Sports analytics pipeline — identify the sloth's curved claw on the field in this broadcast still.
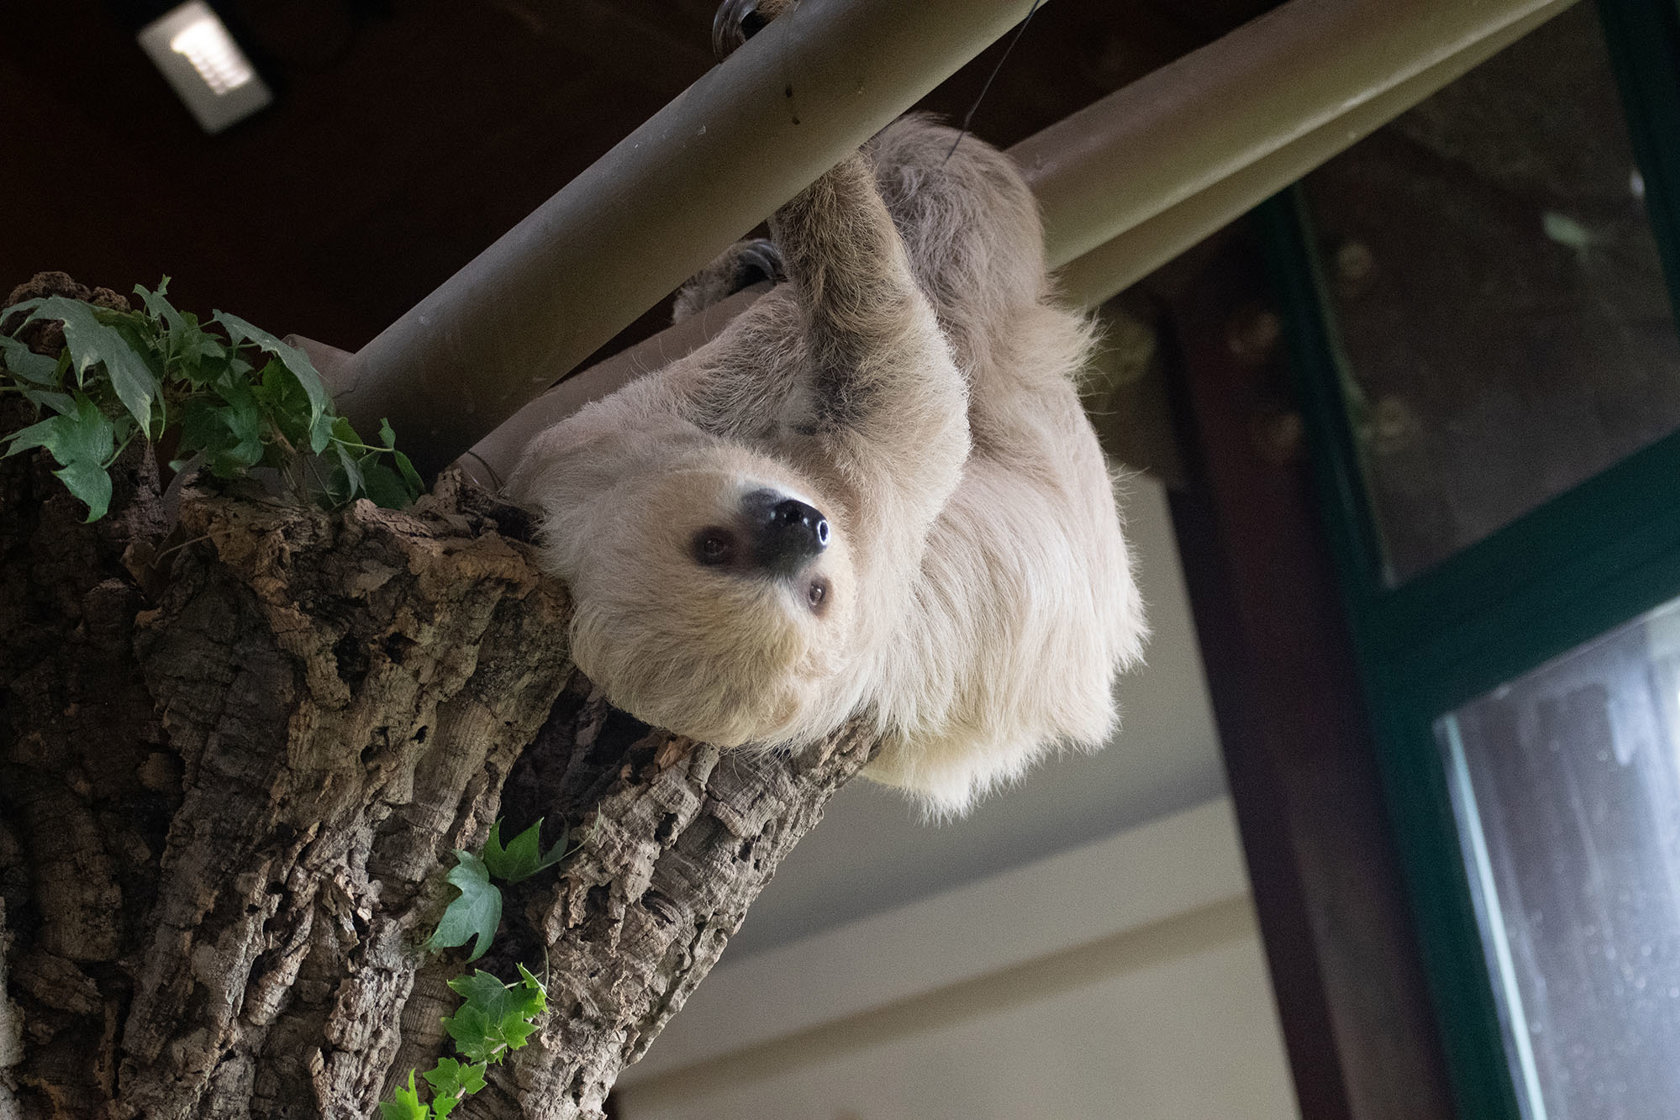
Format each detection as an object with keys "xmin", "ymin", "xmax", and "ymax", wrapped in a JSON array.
[
  {"xmin": 714, "ymin": 0, "xmax": 799, "ymax": 60},
  {"xmin": 732, "ymin": 238, "xmax": 786, "ymax": 290},
  {"xmin": 673, "ymin": 238, "xmax": 787, "ymax": 322},
  {"xmin": 712, "ymin": 0, "xmax": 769, "ymax": 61}
]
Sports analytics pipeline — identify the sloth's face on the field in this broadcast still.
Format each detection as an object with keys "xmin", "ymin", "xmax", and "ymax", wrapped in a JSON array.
[
  {"xmin": 565, "ymin": 449, "xmax": 856, "ymax": 747},
  {"xmin": 685, "ymin": 485, "xmax": 834, "ymax": 613}
]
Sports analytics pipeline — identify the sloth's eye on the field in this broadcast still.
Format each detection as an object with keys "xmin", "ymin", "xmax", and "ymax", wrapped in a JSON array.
[
  {"xmin": 693, "ymin": 528, "xmax": 736, "ymax": 567},
  {"xmin": 807, "ymin": 578, "xmax": 829, "ymax": 609}
]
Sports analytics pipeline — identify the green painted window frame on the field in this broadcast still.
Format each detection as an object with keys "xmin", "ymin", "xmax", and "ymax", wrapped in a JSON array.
[{"xmin": 1257, "ymin": 1, "xmax": 1680, "ymax": 1117}]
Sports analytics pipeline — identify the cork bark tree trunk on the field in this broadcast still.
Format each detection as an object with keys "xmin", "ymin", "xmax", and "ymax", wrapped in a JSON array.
[{"xmin": 0, "ymin": 345, "xmax": 874, "ymax": 1119}]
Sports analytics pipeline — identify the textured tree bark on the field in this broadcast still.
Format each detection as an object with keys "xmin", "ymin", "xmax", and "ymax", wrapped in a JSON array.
[{"xmin": 0, "ymin": 294, "xmax": 876, "ymax": 1119}]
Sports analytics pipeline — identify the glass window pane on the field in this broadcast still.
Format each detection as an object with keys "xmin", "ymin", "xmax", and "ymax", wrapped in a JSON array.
[
  {"xmin": 1303, "ymin": 3, "xmax": 1680, "ymax": 583},
  {"xmin": 1438, "ymin": 593, "xmax": 1680, "ymax": 1120}
]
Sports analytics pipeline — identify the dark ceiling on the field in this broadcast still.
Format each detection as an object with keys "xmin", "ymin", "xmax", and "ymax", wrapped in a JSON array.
[{"xmin": 4, "ymin": 0, "xmax": 1278, "ymax": 362}]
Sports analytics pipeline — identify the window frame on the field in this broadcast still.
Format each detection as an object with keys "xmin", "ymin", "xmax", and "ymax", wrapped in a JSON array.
[{"xmin": 1257, "ymin": 0, "xmax": 1680, "ymax": 1116}]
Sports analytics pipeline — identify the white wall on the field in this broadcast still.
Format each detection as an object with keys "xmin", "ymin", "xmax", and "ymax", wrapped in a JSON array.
[{"xmin": 617, "ymin": 800, "xmax": 1301, "ymax": 1120}]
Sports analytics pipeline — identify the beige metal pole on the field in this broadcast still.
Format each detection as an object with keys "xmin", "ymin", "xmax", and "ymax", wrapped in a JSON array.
[
  {"xmin": 1053, "ymin": 0, "xmax": 1577, "ymax": 307},
  {"xmin": 457, "ymin": 287, "xmax": 766, "ymax": 490},
  {"xmin": 1016, "ymin": 0, "xmax": 1576, "ymax": 271},
  {"xmin": 461, "ymin": 0, "xmax": 1574, "ymax": 486},
  {"xmin": 320, "ymin": 0, "xmax": 1042, "ymax": 477}
]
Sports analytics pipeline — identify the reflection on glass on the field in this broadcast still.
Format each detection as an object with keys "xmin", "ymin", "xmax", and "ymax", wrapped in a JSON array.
[
  {"xmin": 1303, "ymin": 3, "xmax": 1680, "ymax": 583},
  {"xmin": 1439, "ymin": 593, "xmax": 1680, "ymax": 1120}
]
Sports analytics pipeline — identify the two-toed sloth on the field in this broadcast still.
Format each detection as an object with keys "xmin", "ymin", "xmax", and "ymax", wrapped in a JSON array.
[{"xmin": 507, "ymin": 115, "xmax": 1146, "ymax": 815}]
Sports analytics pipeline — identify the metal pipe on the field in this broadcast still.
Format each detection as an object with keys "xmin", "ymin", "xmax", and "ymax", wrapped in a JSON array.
[
  {"xmin": 1016, "ymin": 0, "xmax": 1577, "ymax": 271},
  {"xmin": 460, "ymin": 0, "xmax": 1574, "ymax": 485},
  {"xmin": 321, "ymin": 0, "xmax": 1043, "ymax": 478},
  {"xmin": 457, "ymin": 286, "xmax": 766, "ymax": 490},
  {"xmin": 1053, "ymin": 0, "xmax": 1577, "ymax": 307}
]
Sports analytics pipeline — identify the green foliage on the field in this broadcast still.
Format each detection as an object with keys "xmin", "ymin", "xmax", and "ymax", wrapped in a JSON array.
[
  {"xmin": 0, "ymin": 278, "xmax": 422, "ymax": 521},
  {"xmin": 379, "ymin": 1072, "xmax": 430, "ymax": 1120},
  {"xmin": 385, "ymin": 820, "xmax": 575, "ymax": 1118},
  {"xmin": 425, "ymin": 819, "xmax": 582, "ymax": 962},
  {"xmin": 423, "ymin": 851, "xmax": 500, "ymax": 963},
  {"xmin": 7, "ymin": 394, "xmax": 117, "ymax": 520},
  {"xmin": 443, "ymin": 965, "xmax": 548, "ymax": 1065},
  {"xmin": 381, "ymin": 969, "xmax": 547, "ymax": 1119},
  {"xmin": 481, "ymin": 818, "xmax": 570, "ymax": 884},
  {"xmin": 422, "ymin": 1059, "xmax": 487, "ymax": 1119}
]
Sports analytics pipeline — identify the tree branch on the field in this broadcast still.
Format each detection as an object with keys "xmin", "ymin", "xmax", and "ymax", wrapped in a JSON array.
[{"xmin": 0, "ymin": 282, "xmax": 876, "ymax": 1118}]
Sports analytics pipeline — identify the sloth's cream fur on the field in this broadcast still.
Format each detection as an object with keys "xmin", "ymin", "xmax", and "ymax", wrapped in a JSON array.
[{"xmin": 508, "ymin": 116, "xmax": 1145, "ymax": 815}]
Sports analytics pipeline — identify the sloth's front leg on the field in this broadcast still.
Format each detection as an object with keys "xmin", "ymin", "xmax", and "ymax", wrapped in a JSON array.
[
  {"xmin": 771, "ymin": 153, "xmax": 970, "ymax": 514},
  {"xmin": 708, "ymin": 0, "xmax": 966, "ymax": 506}
]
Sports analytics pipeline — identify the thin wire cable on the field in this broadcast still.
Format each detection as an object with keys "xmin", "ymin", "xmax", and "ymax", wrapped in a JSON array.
[{"xmin": 945, "ymin": 0, "xmax": 1044, "ymax": 162}]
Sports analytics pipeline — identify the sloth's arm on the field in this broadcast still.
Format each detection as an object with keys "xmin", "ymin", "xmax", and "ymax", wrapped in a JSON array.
[
  {"xmin": 635, "ymin": 152, "xmax": 968, "ymax": 491},
  {"xmin": 770, "ymin": 153, "xmax": 969, "ymax": 489}
]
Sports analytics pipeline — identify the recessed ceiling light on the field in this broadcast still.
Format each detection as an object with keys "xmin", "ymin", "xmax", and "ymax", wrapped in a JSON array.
[{"xmin": 137, "ymin": 2, "xmax": 273, "ymax": 134}]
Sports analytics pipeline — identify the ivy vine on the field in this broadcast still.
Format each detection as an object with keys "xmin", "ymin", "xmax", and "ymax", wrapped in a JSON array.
[{"xmin": 0, "ymin": 278, "xmax": 421, "ymax": 520}]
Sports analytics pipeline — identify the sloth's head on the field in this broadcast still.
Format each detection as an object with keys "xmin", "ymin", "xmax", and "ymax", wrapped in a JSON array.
[{"xmin": 559, "ymin": 444, "xmax": 857, "ymax": 747}]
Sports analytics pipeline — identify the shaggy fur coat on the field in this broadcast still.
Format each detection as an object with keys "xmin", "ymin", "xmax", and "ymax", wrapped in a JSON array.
[{"xmin": 508, "ymin": 115, "xmax": 1145, "ymax": 815}]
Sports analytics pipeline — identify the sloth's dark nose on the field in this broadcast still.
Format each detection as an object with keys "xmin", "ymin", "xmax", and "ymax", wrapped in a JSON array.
[{"xmin": 742, "ymin": 490, "xmax": 829, "ymax": 576}]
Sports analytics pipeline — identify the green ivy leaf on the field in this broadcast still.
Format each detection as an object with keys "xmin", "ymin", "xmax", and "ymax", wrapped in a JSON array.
[
  {"xmin": 18, "ymin": 298, "xmax": 161, "ymax": 435},
  {"xmin": 0, "ymin": 334, "xmax": 58, "ymax": 386},
  {"xmin": 251, "ymin": 357, "xmax": 313, "ymax": 450},
  {"xmin": 442, "ymin": 967, "xmax": 546, "ymax": 1064},
  {"xmin": 211, "ymin": 415, "xmax": 266, "ymax": 477},
  {"xmin": 0, "ymin": 296, "xmax": 44, "ymax": 331},
  {"xmin": 213, "ymin": 310, "xmax": 335, "ymax": 453},
  {"xmin": 424, "ymin": 851, "xmax": 501, "ymax": 962},
  {"xmin": 21, "ymin": 388, "xmax": 74, "ymax": 415},
  {"xmin": 133, "ymin": 278, "xmax": 186, "ymax": 334},
  {"xmin": 211, "ymin": 374, "xmax": 266, "ymax": 474},
  {"xmin": 137, "ymin": 282, "xmax": 226, "ymax": 386},
  {"xmin": 4, "ymin": 286, "xmax": 422, "ymax": 520},
  {"xmin": 4, "ymin": 417, "xmax": 59, "ymax": 459},
  {"xmin": 54, "ymin": 458, "xmax": 115, "ymax": 523},
  {"xmin": 380, "ymin": 417, "xmax": 425, "ymax": 499},
  {"xmin": 394, "ymin": 448, "xmax": 423, "ymax": 495},
  {"xmin": 379, "ymin": 416, "xmax": 426, "ymax": 493},
  {"xmin": 326, "ymin": 414, "xmax": 368, "ymax": 504},
  {"xmin": 440, "ymin": 996, "xmax": 501, "ymax": 1064},
  {"xmin": 515, "ymin": 962, "xmax": 547, "ymax": 1006},
  {"xmin": 360, "ymin": 459, "xmax": 414, "ymax": 510},
  {"xmin": 176, "ymin": 391, "xmax": 262, "ymax": 480},
  {"xmin": 177, "ymin": 395, "xmax": 232, "ymax": 464},
  {"xmin": 422, "ymin": 1057, "xmax": 487, "ymax": 1118},
  {"xmin": 423, "ymin": 1058, "xmax": 488, "ymax": 1097},
  {"xmin": 3, "ymin": 393, "xmax": 117, "ymax": 521},
  {"xmin": 379, "ymin": 1070, "xmax": 431, "ymax": 1120},
  {"xmin": 482, "ymin": 819, "xmax": 568, "ymax": 884},
  {"xmin": 178, "ymin": 325, "xmax": 229, "ymax": 379}
]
